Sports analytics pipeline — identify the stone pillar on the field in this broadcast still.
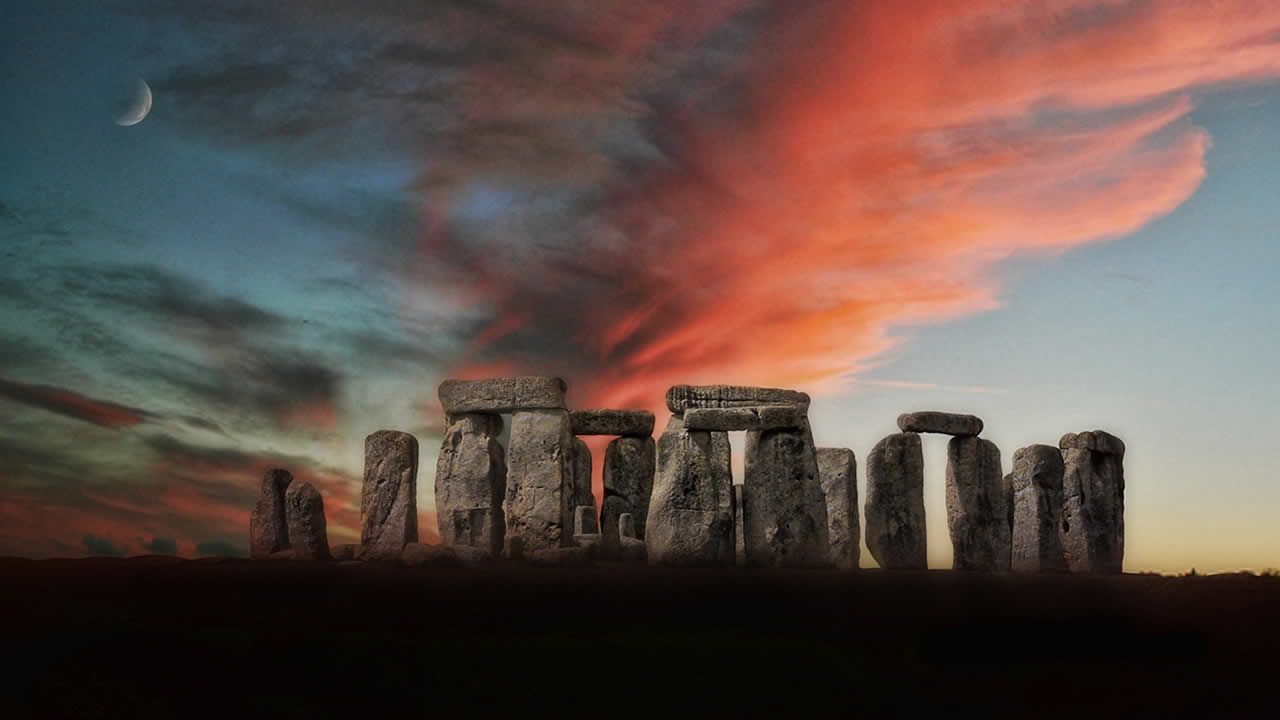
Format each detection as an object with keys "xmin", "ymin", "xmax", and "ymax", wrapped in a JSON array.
[
  {"xmin": 817, "ymin": 448, "xmax": 859, "ymax": 570},
  {"xmin": 1010, "ymin": 444, "xmax": 1066, "ymax": 573},
  {"xmin": 743, "ymin": 427, "xmax": 830, "ymax": 568},
  {"xmin": 570, "ymin": 437, "xmax": 595, "ymax": 519},
  {"xmin": 945, "ymin": 436, "xmax": 1009, "ymax": 571},
  {"xmin": 285, "ymin": 481, "xmax": 330, "ymax": 561},
  {"xmin": 360, "ymin": 430, "xmax": 419, "ymax": 559},
  {"xmin": 504, "ymin": 409, "xmax": 574, "ymax": 552},
  {"xmin": 645, "ymin": 415, "xmax": 734, "ymax": 566},
  {"xmin": 249, "ymin": 468, "xmax": 293, "ymax": 558},
  {"xmin": 434, "ymin": 414, "xmax": 506, "ymax": 555},
  {"xmin": 1059, "ymin": 431, "xmax": 1125, "ymax": 574},
  {"xmin": 733, "ymin": 484, "xmax": 746, "ymax": 567},
  {"xmin": 600, "ymin": 436, "xmax": 656, "ymax": 553},
  {"xmin": 865, "ymin": 432, "xmax": 926, "ymax": 569}
]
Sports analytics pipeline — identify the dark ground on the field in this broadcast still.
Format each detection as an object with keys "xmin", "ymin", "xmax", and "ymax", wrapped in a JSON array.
[{"xmin": 2, "ymin": 558, "xmax": 1279, "ymax": 718}]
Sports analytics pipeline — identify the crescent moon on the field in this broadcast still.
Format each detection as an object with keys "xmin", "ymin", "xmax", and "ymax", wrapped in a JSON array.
[{"xmin": 116, "ymin": 79, "xmax": 152, "ymax": 127}]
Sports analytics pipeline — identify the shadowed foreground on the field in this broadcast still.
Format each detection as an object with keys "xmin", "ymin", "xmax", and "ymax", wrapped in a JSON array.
[{"xmin": 2, "ymin": 559, "xmax": 1278, "ymax": 717}]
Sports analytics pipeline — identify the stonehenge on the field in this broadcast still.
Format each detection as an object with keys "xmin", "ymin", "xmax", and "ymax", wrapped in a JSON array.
[{"xmin": 244, "ymin": 377, "xmax": 1124, "ymax": 576}]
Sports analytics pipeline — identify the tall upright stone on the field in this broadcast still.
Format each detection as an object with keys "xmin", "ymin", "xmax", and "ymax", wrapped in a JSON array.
[
  {"xmin": 645, "ymin": 415, "xmax": 734, "ymax": 566},
  {"xmin": 435, "ymin": 414, "xmax": 506, "ymax": 554},
  {"xmin": 504, "ymin": 409, "xmax": 574, "ymax": 552},
  {"xmin": 361, "ymin": 430, "xmax": 419, "ymax": 559},
  {"xmin": 570, "ymin": 437, "xmax": 595, "ymax": 516},
  {"xmin": 864, "ymin": 432, "xmax": 926, "ymax": 569},
  {"xmin": 743, "ymin": 425, "xmax": 830, "ymax": 568},
  {"xmin": 945, "ymin": 436, "xmax": 1009, "ymax": 571},
  {"xmin": 249, "ymin": 469, "xmax": 293, "ymax": 559},
  {"xmin": 1059, "ymin": 431, "xmax": 1125, "ymax": 574},
  {"xmin": 733, "ymin": 484, "xmax": 746, "ymax": 567},
  {"xmin": 285, "ymin": 481, "xmax": 330, "ymax": 561},
  {"xmin": 1010, "ymin": 444, "xmax": 1066, "ymax": 573},
  {"xmin": 600, "ymin": 436, "xmax": 656, "ymax": 554},
  {"xmin": 817, "ymin": 448, "xmax": 859, "ymax": 570}
]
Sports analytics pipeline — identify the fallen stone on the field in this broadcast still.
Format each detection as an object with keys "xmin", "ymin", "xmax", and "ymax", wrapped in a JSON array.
[
  {"xmin": 400, "ymin": 542, "xmax": 461, "ymax": 568},
  {"xmin": 249, "ymin": 469, "xmax": 293, "ymax": 559},
  {"xmin": 945, "ymin": 436, "xmax": 1009, "ymax": 571},
  {"xmin": 864, "ymin": 433, "xmax": 926, "ymax": 569},
  {"xmin": 743, "ymin": 427, "xmax": 830, "ymax": 568},
  {"xmin": 438, "ymin": 376, "xmax": 566, "ymax": 414},
  {"xmin": 504, "ymin": 409, "xmax": 574, "ymax": 553},
  {"xmin": 1010, "ymin": 444, "xmax": 1066, "ymax": 573},
  {"xmin": 897, "ymin": 411, "xmax": 984, "ymax": 437},
  {"xmin": 330, "ymin": 543, "xmax": 359, "ymax": 562},
  {"xmin": 1059, "ymin": 430, "xmax": 1125, "ymax": 457},
  {"xmin": 570, "ymin": 437, "xmax": 595, "ymax": 519},
  {"xmin": 817, "ymin": 448, "xmax": 859, "ymax": 570},
  {"xmin": 600, "ymin": 436, "xmax": 655, "ymax": 553},
  {"xmin": 434, "ymin": 414, "xmax": 506, "ymax": 554},
  {"xmin": 268, "ymin": 549, "xmax": 297, "ymax": 560},
  {"xmin": 570, "ymin": 409, "xmax": 655, "ymax": 437},
  {"xmin": 285, "ymin": 481, "xmax": 331, "ymax": 561},
  {"xmin": 665, "ymin": 385, "xmax": 810, "ymax": 413},
  {"xmin": 645, "ymin": 414, "xmax": 735, "ymax": 566},
  {"xmin": 361, "ymin": 430, "xmax": 419, "ymax": 560},
  {"xmin": 1061, "ymin": 433, "xmax": 1125, "ymax": 574},
  {"xmin": 683, "ymin": 405, "xmax": 806, "ymax": 432}
]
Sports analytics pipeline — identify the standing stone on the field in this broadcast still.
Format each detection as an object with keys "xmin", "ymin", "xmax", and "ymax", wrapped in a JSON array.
[
  {"xmin": 573, "ymin": 505, "xmax": 601, "ymax": 551},
  {"xmin": 743, "ymin": 426, "xmax": 830, "ymax": 568},
  {"xmin": 435, "ymin": 414, "xmax": 506, "ymax": 554},
  {"xmin": 361, "ymin": 430, "xmax": 419, "ymax": 559},
  {"xmin": 945, "ymin": 437, "xmax": 1009, "ymax": 571},
  {"xmin": 600, "ymin": 436, "xmax": 656, "ymax": 553},
  {"xmin": 1010, "ymin": 444, "xmax": 1066, "ymax": 573},
  {"xmin": 438, "ymin": 376, "xmax": 566, "ymax": 414},
  {"xmin": 504, "ymin": 409, "xmax": 574, "ymax": 552},
  {"xmin": 864, "ymin": 433, "xmax": 926, "ymax": 569},
  {"xmin": 249, "ymin": 469, "xmax": 293, "ymax": 559},
  {"xmin": 645, "ymin": 415, "xmax": 734, "ymax": 566},
  {"xmin": 569, "ymin": 409, "xmax": 655, "ymax": 437},
  {"xmin": 617, "ymin": 513, "xmax": 647, "ymax": 564},
  {"xmin": 897, "ymin": 411, "xmax": 984, "ymax": 436},
  {"xmin": 285, "ymin": 481, "xmax": 330, "ymax": 561},
  {"xmin": 1060, "ymin": 431, "xmax": 1125, "ymax": 574},
  {"xmin": 817, "ymin": 448, "xmax": 859, "ymax": 570},
  {"xmin": 571, "ymin": 437, "xmax": 596, "ymax": 516},
  {"xmin": 733, "ymin": 484, "xmax": 746, "ymax": 567}
]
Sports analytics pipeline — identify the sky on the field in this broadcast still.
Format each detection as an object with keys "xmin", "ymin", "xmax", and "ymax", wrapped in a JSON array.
[{"xmin": 1, "ymin": 0, "xmax": 1278, "ymax": 573}]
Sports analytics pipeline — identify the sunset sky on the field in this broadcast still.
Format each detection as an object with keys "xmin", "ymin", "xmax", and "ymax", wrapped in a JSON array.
[{"xmin": 2, "ymin": 1, "xmax": 1278, "ymax": 572}]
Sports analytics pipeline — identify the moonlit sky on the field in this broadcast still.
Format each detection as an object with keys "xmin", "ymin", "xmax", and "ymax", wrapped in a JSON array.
[{"xmin": 2, "ymin": 1, "xmax": 1278, "ymax": 572}]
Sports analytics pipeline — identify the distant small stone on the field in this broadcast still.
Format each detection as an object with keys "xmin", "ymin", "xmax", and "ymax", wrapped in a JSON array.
[
  {"xmin": 897, "ymin": 412, "xmax": 984, "ymax": 436},
  {"xmin": 570, "ymin": 409, "xmax": 655, "ymax": 437},
  {"xmin": 574, "ymin": 505, "xmax": 599, "ymax": 535},
  {"xmin": 438, "ymin": 376, "xmax": 566, "ymax": 414},
  {"xmin": 284, "ymin": 481, "xmax": 331, "ymax": 561}
]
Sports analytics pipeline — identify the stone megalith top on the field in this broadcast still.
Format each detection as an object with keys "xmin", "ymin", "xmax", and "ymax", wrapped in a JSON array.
[
  {"xmin": 438, "ymin": 377, "xmax": 567, "ymax": 414},
  {"xmin": 665, "ymin": 385, "xmax": 810, "ymax": 414},
  {"xmin": 896, "ymin": 411, "xmax": 983, "ymax": 436},
  {"xmin": 1059, "ymin": 430, "xmax": 1125, "ymax": 457},
  {"xmin": 683, "ymin": 405, "xmax": 806, "ymax": 432},
  {"xmin": 569, "ymin": 409, "xmax": 655, "ymax": 437}
]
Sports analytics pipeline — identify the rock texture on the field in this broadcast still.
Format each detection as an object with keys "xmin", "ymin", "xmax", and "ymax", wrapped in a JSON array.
[
  {"xmin": 865, "ymin": 433, "xmax": 926, "ymax": 569},
  {"xmin": 570, "ymin": 437, "xmax": 595, "ymax": 516},
  {"xmin": 817, "ymin": 448, "xmax": 859, "ymax": 570},
  {"xmin": 665, "ymin": 385, "xmax": 810, "ymax": 413},
  {"xmin": 330, "ymin": 544, "xmax": 359, "ymax": 562},
  {"xmin": 645, "ymin": 415, "xmax": 735, "ymax": 566},
  {"xmin": 504, "ymin": 409, "xmax": 574, "ymax": 553},
  {"xmin": 285, "ymin": 481, "xmax": 330, "ymax": 561},
  {"xmin": 743, "ymin": 427, "xmax": 830, "ymax": 568},
  {"xmin": 569, "ymin": 410, "xmax": 655, "ymax": 437},
  {"xmin": 600, "ymin": 436, "xmax": 655, "ymax": 553},
  {"xmin": 573, "ymin": 505, "xmax": 601, "ymax": 550},
  {"xmin": 1060, "ymin": 431, "xmax": 1125, "ymax": 574},
  {"xmin": 617, "ymin": 513, "xmax": 647, "ymax": 564},
  {"xmin": 1010, "ymin": 444, "xmax": 1066, "ymax": 573},
  {"xmin": 438, "ymin": 376, "xmax": 566, "ymax": 414},
  {"xmin": 683, "ymin": 405, "xmax": 806, "ymax": 432},
  {"xmin": 945, "ymin": 436, "xmax": 1010, "ymax": 571},
  {"xmin": 434, "ymin": 414, "xmax": 506, "ymax": 554},
  {"xmin": 361, "ymin": 430, "xmax": 419, "ymax": 559},
  {"xmin": 733, "ymin": 484, "xmax": 746, "ymax": 567},
  {"xmin": 897, "ymin": 411, "xmax": 984, "ymax": 437},
  {"xmin": 249, "ymin": 469, "xmax": 293, "ymax": 559}
]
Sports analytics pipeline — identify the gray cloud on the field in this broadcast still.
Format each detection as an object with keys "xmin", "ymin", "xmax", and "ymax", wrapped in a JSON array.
[{"xmin": 83, "ymin": 534, "xmax": 125, "ymax": 557}]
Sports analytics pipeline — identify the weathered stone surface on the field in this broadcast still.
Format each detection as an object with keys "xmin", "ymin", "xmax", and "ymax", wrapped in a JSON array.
[
  {"xmin": 570, "ymin": 409, "xmax": 655, "ymax": 437},
  {"xmin": 733, "ymin": 484, "xmax": 745, "ymax": 567},
  {"xmin": 683, "ymin": 405, "xmax": 806, "ymax": 432},
  {"xmin": 865, "ymin": 433, "xmax": 926, "ymax": 569},
  {"xmin": 897, "ymin": 411, "xmax": 984, "ymax": 437},
  {"xmin": 570, "ymin": 437, "xmax": 595, "ymax": 517},
  {"xmin": 504, "ymin": 409, "xmax": 574, "ymax": 553},
  {"xmin": 817, "ymin": 448, "xmax": 859, "ymax": 570},
  {"xmin": 645, "ymin": 415, "xmax": 735, "ymax": 566},
  {"xmin": 665, "ymin": 385, "xmax": 810, "ymax": 413},
  {"xmin": 330, "ymin": 543, "xmax": 359, "ymax": 562},
  {"xmin": 284, "ymin": 481, "xmax": 330, "ymax": 561},
  {"xmin": 361, "ymin": 430, "xmax": 418, "ymax": 560},
  {"xmin": 945, "ymin": 437, "xmax": 1009, "ymax": 571},
  {"xmin": 574, "ymin": 505, "xmax": 598, "ymax": 535},
  {"xmin": 438, "ymin": 376, "xmax": 566, "ymax": 414},
  {"xmin": 743, "ymin": 426, "xmax": 830, "ymax": 568},
  {"xmin": 618, "ymin": 513, "xmax": 638, "ymax": 540},
  {"xmin": 616, "ymin": 514, "xmax": 646, "ymax": 563},
  {"xmin": 1059, "ymin": 430, "xmax": 1125, "ymax": 457},
  {"xmin": 1061, "ymin": 433, "xmax": 1125, "ymax": 574},
  {"xmin": 434, "ymin": 414, "xmax": 506, "ymax": 554},
  {"xmin": 400, "ymin": 542, "xmax": 460, "ymax": 567},
  {"xmin": 249, "ymin": 469, "xmax": 293, "ymax": 559},
  {"xmin": 600, "ymin": 436, "xmax": 655, "ymax": 554},
  {"xmin": 1010, "ymin": 445, "xmax": 1066, "ymax": 573}
]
